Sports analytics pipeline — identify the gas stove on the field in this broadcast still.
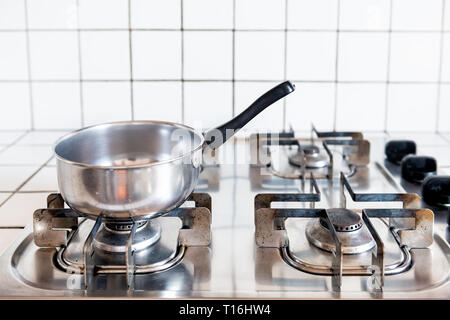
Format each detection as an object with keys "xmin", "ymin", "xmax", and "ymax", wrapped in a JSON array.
[{"xmin": 0, "ymin": 127, "xmax": 449, "ymax": 298}]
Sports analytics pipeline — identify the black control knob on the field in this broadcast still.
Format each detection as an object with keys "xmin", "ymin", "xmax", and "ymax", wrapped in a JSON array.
[
  {"xmin": 421, "ymin": 176, "xmax": 450, "ymax": 207},
  {"xmin": 385, "ymin": 140, "xmax": 416, "ymax": 164},
  {"xmin": 401, "ymin": 155, "xmax": 437, "ymax": 183}
]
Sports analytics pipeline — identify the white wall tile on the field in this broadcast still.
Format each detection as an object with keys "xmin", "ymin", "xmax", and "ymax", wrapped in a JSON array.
[
  {"xmin": 338, "ymin": 32, "xmax": 388, "ymax": 81},
  {"xmin": 184, "ymin": 0, "xmax": 233, "ymax": 29},
  {"xmin": 131, "ymin": 0, "xmax": 180, "ymax": 29},
  {"xmin": 27, "ymin": 0, "xmax": 77, "ymax": 29},
  {"xmin": 78, "ymin": 0, "xmax": 128, "ymax": 29},
  {"xmin": 445, "ymin": 0, "xmax": 450, "ymax": 31},
  {"xmin": 82, "ymin": 82, "xmax": 132, "ymax": 126},
  {"xmin": 339, "ymin": 0, "xmax": 390, "ymax": 30},
  {"xmin": 336, "ymin": 83, "xmax": 386, "ymax": 131},
  {"xmin": 0, "ymin": 166, "xmax": 38, "ymax": 191},
  {"xmin": 285, "ymin": 83, "xmax": 335, "ymax": 130},
  {"xmin": 0, "ymin": 83, "xmax": 31, "ymax": 129},
  {"xmin": 235, "ymin": 31, "xmax": 284, "ymax": 80},
  {"xmin": 132, "ymin": 31, "xmax": 181, "ymax": 79},
  {"xmin": 184, "ymin": 31, "xmax": 232, "ymax": 80},
  {"xmin": 235, "ymin": 0, "xmax": 285, "ymax": 30},
  {"xmin": 286, "ymin": 32, "xmax": 336, "ymax": 80},
  {"xmin": 0, "ymin": 0, "xmax": 26, "ymax": 29},
  {"xmin": 389, "ymin": 33, "xmax": 440, "ymax": 82},
  {"xmin": 235, "ymin": 82, "xmax": 284, "ymax": 131},
  {"xmin": 441, "ymin": 34, "xmax": 450, "ymax": 82},
  {"xmin": 387, "ymin": 84, "xmax": 437, "ymax": 131},
  {"xmin": 438, "ymin": 85, "xmax": 450, "ymax": 132},
  {"xmin": 391, "ymin": 0, "xmax": 442, "ymax": 31},
  {"xmin": 184, "ymin": 82, "xmax": 232, "ymax": 129},
  {"xmin": 0, "ymin": 33, "xmax": 28, "ymax": 80},
  {"xmin": 287, "ymin": 0, "xmax": 338, "ymax": 30},
  {"xmin": 133, "ymin": 81, "xmax": 182, "ymax": 123},
  {"xmin": 80, "ymin": 31, "xmax": 130, "ymax": 80},
  {"xmin": 32, "ymin": 82, "xmax": 81, "ymax": 129},
  {"xmin": 29, "ymin": 31, "xmax": 79, "ymax": 80}
]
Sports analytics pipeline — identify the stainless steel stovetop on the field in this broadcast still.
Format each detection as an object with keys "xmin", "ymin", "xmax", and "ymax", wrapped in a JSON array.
[{"xmin": 0, "ymin": 130, "xmax": 449, "ymax": 298}]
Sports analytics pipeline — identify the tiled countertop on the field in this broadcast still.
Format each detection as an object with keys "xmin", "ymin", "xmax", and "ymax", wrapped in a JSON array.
[{"xmin": 0, "ymin": 130, "xmax": 449, "ymax": 256}]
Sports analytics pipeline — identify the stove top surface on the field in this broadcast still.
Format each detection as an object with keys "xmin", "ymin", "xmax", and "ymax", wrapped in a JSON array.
[{"xmin": 0, "ymin": 132, "xmax": 449, "ymax": 299}]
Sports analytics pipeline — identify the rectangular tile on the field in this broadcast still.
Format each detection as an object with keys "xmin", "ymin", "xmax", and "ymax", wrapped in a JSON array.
[
  {"xmin": 336, "ymin": 83, "xmax": 386, "ymax": 131},
  {"xmin": 388, "ymin": 132, "xmax": 449, "ymax": 146},
  {"xmin": 234, "ymin": 31, "xmax": 284, "ymax": 80},
  {"xmin": 0, "ymin": 145, "xmax": 53, "ymax": 165},
  {"xmin": 133, "ymin": 81, "xmax": 182, "ymax": 123},
  {"xmin": 78, "ymin": 0, "xmax": 128, "ymax": 29},
  {"xmin": 0, "ymin": 131, "xmax": 26, "ymax": 145},
  {"xmin": 131, "ymin": 31, "xmax": 181, "ymax": 79},
  {"xmin": 27, "ymin": 0, "xmax": 77, "ymax": 29},
  {"xmin": 19, "ymin": 166, "xmax": 58, "ymax": 192},
  {"xmin": 339, "ymin": 0, "xmax": 390, "ymax": 30},
  {"xmin": 285, "ymin": 82, "xmax": 335, "ymax": 131},
  {"xmin": 0, "ymin": 166, "xmax": 39, "ymax": 191},
  {"xmin": 0, "ymin": 32, "xmax": 28, "ymax": 80},
  {"xmin": 0, "ymin": 0, "xmax": 26, "ymax": 29},
  {"xmin": 82, "ymin": 82, "xmax": 132, "ymax": 126},
  {"xmin": 184, "ymin": 31, "xmax": 232, "ymax": 80},
  {"xmin": 286, "ymin": 31, "xmax": 336, "ymax": 81},
  {"xmin": 391, "ymin": 0, "xmax": 442, "ymax": 31},
  {"xmin": 287, "ymin": 0, "xmax": 338, "ymax": 30},
  {"xmin": 235, "ymin": 0, "xmax": 285, "ymax": 30},
  {"xmin": 386, "ymin": 84, "xmax": 437, "ymax": 132},
  {"xmin": 438, "ymin": 84, "xmax": 450, "ymax": 132},
  {"xmin": 80, "ymin": 31, "xmax": 130, "ymax": 80},
  {"xmin": 183, "ymin": 0, "xmax": 233, "ymax": 29},
  {"xmin": 32, "ymin": 82, "xmax": 81, "ymax": 129},
  {"xmin": 0, "ymin": 193, "xmax": 49, "ymax": 227},
  {"xmin": 0, "ymin": 83, "xmax": 31, "ymax": 130},
  {"xmin": 28, "ymin": 31, "xmax": 79, "ymax": 80},
  {"xmin": 130, "ymin": 0, "xmax": 180, "ymax": 29}
]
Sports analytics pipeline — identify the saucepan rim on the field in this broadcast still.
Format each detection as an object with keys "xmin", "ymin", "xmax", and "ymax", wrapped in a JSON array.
[{"xmin": 53, "ymin": 120, "xmax": 205, "ymax": 169}]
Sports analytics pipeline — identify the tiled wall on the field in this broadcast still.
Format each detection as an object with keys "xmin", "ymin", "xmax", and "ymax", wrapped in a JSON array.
[{"xmin": 1, "ymin": 0, "xmax": 450, "ymax": 132}]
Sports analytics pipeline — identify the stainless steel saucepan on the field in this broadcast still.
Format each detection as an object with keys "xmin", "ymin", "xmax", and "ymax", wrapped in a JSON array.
[{"xmin": 54, "ymin": 81, "xmax": 295, "ymax": 222}]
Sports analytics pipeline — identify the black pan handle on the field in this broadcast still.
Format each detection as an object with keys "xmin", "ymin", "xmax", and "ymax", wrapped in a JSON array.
[{"xmin": 204, "ymin": 81, "xmax": 295, "ymax": 150}]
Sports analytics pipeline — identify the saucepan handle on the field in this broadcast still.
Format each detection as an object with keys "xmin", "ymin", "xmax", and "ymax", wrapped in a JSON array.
[{"xmin": 204, "ymin": 81, "xmax": 295, "ymax": 150}]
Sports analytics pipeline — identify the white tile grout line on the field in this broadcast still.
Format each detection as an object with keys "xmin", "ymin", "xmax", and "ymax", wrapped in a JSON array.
[
  {"xmin": 383, "ymin": 0, "xmax": 394, "ymax": 133},
  {"xmin": 128, "ymin": 0, "xmax": 135, "ymax": 121},
  {"xmin": 282, "ymin": 0, "xmax": 288, "ymax": 131},
  {"xmin": 180, "ymin": 0, "xmax": 185, "ymax": 124},
  {"xmin": 435, "ymin": 0, "xmax": 447, "ymax": 132},
  {"xmin": 332, "ymin": 0, "xmax": 341, "ymax": 131},
  {"xmin": 75, "ymin": 0, "xmax": 85, "ymax": 127},
  {"xmin": 23, "ymin": 0, "xmax": 34, "ymax": 130}
]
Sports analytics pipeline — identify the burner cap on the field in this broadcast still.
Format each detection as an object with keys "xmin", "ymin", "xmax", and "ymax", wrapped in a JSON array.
[
  {"xmin": 319, "ymin": 208, "xmax": 363, "ymax": 232},
  {"xmin": 288, "ymin": 144, "xmax": 330, "ymax": 169},
  {"xmin": 306, "ymin": 208, "xmax": 375, "ymax": 254},
  {"xmin": 401, "ymin": 155, "xmax": 437, "ymax": 183},
  {"xmin": 302, "ymin": 144, "xmax": 320, "ymax": 155},
  {"xmin": 421, "ymin": 175, "xmax": 450, "ymax": 207},
  {"xmin": 385, "ymin": 140, "xmax": 416, "ymax": 164}
]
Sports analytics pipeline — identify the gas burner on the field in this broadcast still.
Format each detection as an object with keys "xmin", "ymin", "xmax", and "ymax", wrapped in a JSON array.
[
  {"xmin": 305, "ymin": 208, "xmax": 375, "ymax": 254},
  {"xmin": 94, "ymin": 220, "xmax": 162, "ymax": 253},
  {"xmin": 288, "ymin": 144, "xmax": 330, "ymax": 169}
]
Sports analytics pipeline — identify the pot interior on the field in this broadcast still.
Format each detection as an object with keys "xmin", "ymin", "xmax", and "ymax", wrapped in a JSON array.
[{"xmin": 55, "ymin": 121, "xmax": 203, "ymax": 167}]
